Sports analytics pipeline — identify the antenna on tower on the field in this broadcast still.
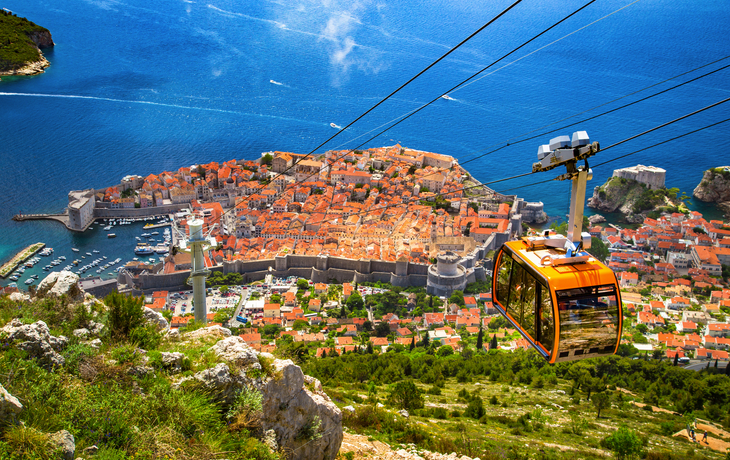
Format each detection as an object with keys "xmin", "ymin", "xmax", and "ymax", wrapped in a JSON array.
[{"xmin": 176, "ymin": 212, "xmax": 217, "ymax": 324}]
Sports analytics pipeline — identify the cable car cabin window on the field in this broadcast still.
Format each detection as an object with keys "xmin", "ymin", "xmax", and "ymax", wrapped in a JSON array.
[
  {"xmin": 504, "ymin": 259, "xmax": 537, "ymax": 342},
  {"xmin": 556, "ymin": 285, "xmax": 620, "ymax": 355},
  {"xmin": 496, "ymin": 252, "xmax": 512, "ymax": 306},
  {"xmin": 538, "ymin": 283, "xmax": 554, "ymax": 354}
]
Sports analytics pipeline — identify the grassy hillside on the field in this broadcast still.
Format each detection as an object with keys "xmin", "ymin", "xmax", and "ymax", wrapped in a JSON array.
[
  {"xmin": 303, "ymin": 348, "xmax": 730, "ymax": 459},
  {"xmin": 0, "ymin": 293, "xmax": 280, "ymax": 460},
  {"xmin": 0, "ymin": 11, "xmax": 48, "ymax": 72}
]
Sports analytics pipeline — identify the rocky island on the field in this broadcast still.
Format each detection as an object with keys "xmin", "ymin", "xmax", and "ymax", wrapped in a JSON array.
[
  {"xmin": 587, "ymin": 165, "xmax": 685, "ymax": 223},
  {"xmin": 694, "ymin": 166, "xmax": 730, "ymax": 216},
  {"xmin": 0, "ymin": 9, "xmax": 54, "ymax": 77}
]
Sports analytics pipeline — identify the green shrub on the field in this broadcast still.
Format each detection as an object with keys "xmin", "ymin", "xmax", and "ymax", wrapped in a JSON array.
[
  {"xmin": 104, "ymin": 292, "xmax": 145, "ymax": 341},
  {"xmin": 464, "ymin": 396, "xmax": 485, "ymax": 420},
  {"xmin": 129, "ymin": 324, "xmax": 162, "ymax": 350},
  {"xmin": 110, "ymin": 343, "xmax": 142, "ymax": 365}
]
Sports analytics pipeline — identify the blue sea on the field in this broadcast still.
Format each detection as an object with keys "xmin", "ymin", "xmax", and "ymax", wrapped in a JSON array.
[{"xmin": 1, "ymin": 0, "xmax": 729, "ymax": 287}]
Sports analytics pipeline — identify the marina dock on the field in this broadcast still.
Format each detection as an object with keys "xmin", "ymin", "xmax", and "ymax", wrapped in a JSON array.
[{"xmin": 0, "ymin": 242, "xmax": 46, "ymax": 278}]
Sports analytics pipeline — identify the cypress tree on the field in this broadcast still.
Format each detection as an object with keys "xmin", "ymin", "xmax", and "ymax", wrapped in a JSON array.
[
  {"xmin": 673, "ymin": 353, "xmax": 678, "ymax": 366},
  {"xmin": 340, "ymin": 304, "xmax": 347, "ymax": 319},
  {"xmin": 429, "ymin": 296, "xmax": 433, "ymax": 311},
  {"xmin": 490, "ymin": 334, "xmax": 498, "ymax": 350},
  {"xmin": 410, "ymin": 336, "xmax": 415, "ymax": 351},
  {"xmin": 725, "ymin": 361, "xmax": 730, "ymax": 376},
  {"xmin": 422, "ymin": 331, "xmax": 430, "ymax": 348},
  {"xmin": 476, "ymin": 325, "xmax": 484, "ymax": 351},
  {"xmin": 321, "ymin": 349, "xmax": 327, "ymax": 358},
  {"xmin": 714, "ymin": 359, "xmax": 718, "ymax": 369}
]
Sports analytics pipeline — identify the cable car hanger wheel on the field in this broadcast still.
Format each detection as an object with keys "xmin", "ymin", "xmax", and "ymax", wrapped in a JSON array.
[{"xmin": 492, "ymin": 131, "xmax": 623, "ymax": 363}]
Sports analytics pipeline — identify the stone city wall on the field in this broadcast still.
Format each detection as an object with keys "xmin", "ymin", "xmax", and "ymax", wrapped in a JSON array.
[
  {"xmin": 93, "ymin": 203, "xmax": 190, "ymax": 219},
  {"xmin": 131, "ymin": 253, "xmax": 431, "ymax": 293}
]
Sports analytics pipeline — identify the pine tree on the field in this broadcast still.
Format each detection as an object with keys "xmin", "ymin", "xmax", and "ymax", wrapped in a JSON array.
[
  {"xmin": 476, "ymin": 325, "xmax": 484, "ymax": 351},
  {"xmin": 490, "ymin": 334, "xmax": 498, "ymax": 350},
  {"xmin": 410, "ymin": 336, "xmax": 415, "ymax": 351}
]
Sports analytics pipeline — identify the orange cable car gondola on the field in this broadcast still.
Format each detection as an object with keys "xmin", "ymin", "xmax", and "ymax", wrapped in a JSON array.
[{"xmin": 491, "ymin": 131, "xmax": 623, "ymax": 363}]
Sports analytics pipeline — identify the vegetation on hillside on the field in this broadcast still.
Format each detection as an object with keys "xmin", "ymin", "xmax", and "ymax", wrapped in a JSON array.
[
  {"xmin": 0, "ymin": 293, "xmax": 280, "ymax": 459},
  {"xmin": 593, "ymin": 177, "xmax": 685, "ymax": 215},
  {"xmin": 0, "ymin": 11, "xmax": 48, "ymax": 71},
  {"xmin": 303, "ymin": 347, "xmax": 730, "ymax": 460}
]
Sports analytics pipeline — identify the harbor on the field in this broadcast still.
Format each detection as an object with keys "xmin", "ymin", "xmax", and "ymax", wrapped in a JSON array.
[
  {"xmin": 0, "ymin": 242, "xmax": 46, "ymax": 278},
  {"xmin": 0, "ymin": 215, "xmax": 175, "ymax": 289}
]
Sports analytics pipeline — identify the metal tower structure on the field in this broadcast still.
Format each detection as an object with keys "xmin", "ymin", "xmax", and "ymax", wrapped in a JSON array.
[
  {"xmin": 526, "ymin": 130, "xmax": 600, "ymax": 265},
  {"xmin": 177, "ymin": 213, "xmax": 217, "ymax": 323}
]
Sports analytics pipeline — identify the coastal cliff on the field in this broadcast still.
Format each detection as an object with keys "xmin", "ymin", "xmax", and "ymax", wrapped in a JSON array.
[
  {"xmin": 587, "ymin": 175, "xmax": 682, "ymax": 222},
  {"xmin": 693, "ymin": 167, "xmax": 730, "ymax": 202},
  {"xmin": 694, "ymin": 167, "xmax": 730, "ymax": 216},
  {"xmin": 0, "ymin": 10, "xmax": 54, "ymax": 76}
]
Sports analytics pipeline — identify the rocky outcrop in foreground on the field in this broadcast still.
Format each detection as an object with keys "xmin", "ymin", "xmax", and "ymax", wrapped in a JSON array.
[
  {"xmin": 1, "ymin": 319, "xmax": 67, "ymax": 370},
  {"xmin": 178, "ymin": 331, "xmax": 343, "ymax": 460},
  {"xmin": 694, "ymin": 167, "xmax": 730, "ymax": 203},
  {"xmin": 0, "ymin": 383, "xmax": 23, "ymax": 424}
]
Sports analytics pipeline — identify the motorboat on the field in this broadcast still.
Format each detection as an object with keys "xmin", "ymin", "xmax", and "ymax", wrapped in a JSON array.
[{"xmin": 134, "ymin": 244, "xmax": 155, "ymax": 256}]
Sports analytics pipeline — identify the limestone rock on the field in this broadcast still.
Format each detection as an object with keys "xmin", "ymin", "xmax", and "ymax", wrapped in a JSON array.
[
  {"xmin": 160, "ymin": 352, "xmax": 185, "ymax": 374},
  {"xmin": 8, "ymin": 292, "xmax": 30, "ymax": 303},
  {"xmin": 88, "ymin": 339, "xmax": 102, "ymax": 349},
  {"xmin": 261, "ymin": 359, "xmax": 342, "ymax": 460},
  {"xmin": 177, "ymin": 339, "xmax": 343, "ymax": 460},
  {"xmin": 142, "ymin": 307, "xmax": 169, "ymax": 331},
  {"xmin": 0, "ymin": 383, "xmax": 23, "ymax": 424},
  {"xmin": 190, "ymin": 363, "xmax": 244, "ymax": 405},
  {"xmin": 1, "ymin": 320, "xmax": 66, "ymax": 369},
  {"xmin": 588, "ymin": 214, "xmax": 606, "ymax": 225},
  {"xmin": 48, "ymin": 430, "xmax": 74, "ymax": 460},
  {"xmin": 210, "ymin": 336, "xmax": 259, "ymax": 368},
  {"xmin": 166, "ymin": 329, "xmax": 180, "ymax": 339},
  {"xmin": 398, "ymin": 409, "xmax": 409, "ymax": 418},
  {"xmin": 73, "ymin": 328, "xmax": 90, "ymax": 339},
  {"xmin": 27, "ymin": 30, "xmax": 54, "ymax": 49},
  {"xmin": 694, "ymin": 167, "xmax": 730, "ymax": 202},
  {"xmin": 37, "ymin": 271, "xmax": 81, "ymax": 299},
  {"xmin": 88, "ymin": 321, "xmax": 105, "ymax": 335},
  {"xmin": 82, "ymin": 445, "xmax": 99, "ymax": 456},
  {"xmin": 185, "ymin": 325, "xmax": 231, "ymax": 339}
]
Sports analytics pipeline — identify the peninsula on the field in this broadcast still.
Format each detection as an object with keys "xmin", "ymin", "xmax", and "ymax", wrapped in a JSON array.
[
  {"xmin": 0, "ymin": 9, "xmax": 54, "ymax": 76},
  {"xmin": 588, "ymin": 164, "xmax": 686, "ymax": 223}
]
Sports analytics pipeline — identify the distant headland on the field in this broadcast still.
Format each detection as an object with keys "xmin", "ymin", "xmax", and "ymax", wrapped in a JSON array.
[{"xmin": 0, "ymin": 9, "xmax": 54, "ymax": 77}]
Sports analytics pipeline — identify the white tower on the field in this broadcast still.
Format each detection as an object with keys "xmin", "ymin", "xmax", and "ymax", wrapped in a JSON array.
[{"xmin": 178, "ymin": 214, "xmax": 216, "ymax": 323}]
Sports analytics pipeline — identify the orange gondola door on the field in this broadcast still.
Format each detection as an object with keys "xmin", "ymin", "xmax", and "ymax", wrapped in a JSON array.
[{"xmin": 493, "ymin": 243, "xmax": 556, "ymax": 361}]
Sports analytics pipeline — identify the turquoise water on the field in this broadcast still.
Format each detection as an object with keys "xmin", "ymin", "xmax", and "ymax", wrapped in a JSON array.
[{"xmin": 1, "ymin": 0, "xmax": 729, "ymax": 287}]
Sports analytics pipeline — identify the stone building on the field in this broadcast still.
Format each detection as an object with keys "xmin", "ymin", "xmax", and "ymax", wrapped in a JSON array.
[
  {"xmin": 427, "ymin": 251, "xmax": 468, "ymax": 297},
  {"xmin": 67, "ymin": 189, "xmax": 96, "ymax": 231},
  {"xmin": 612, "ymin": 165, "xmax": 666, "ymax": 190}
]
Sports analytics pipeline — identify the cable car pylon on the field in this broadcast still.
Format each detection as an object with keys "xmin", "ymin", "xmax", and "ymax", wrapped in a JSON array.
[
  {"xmin": 492, "ymin": 131, "xmax": 623, "ymax": 363},
  {"xmin": 177, "ymin": 213, "xmax": 217, "ymax": 324}
]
